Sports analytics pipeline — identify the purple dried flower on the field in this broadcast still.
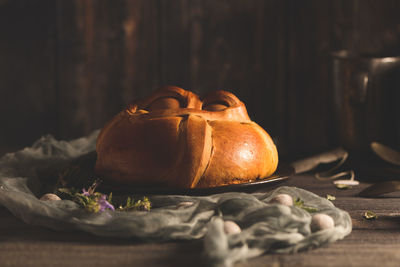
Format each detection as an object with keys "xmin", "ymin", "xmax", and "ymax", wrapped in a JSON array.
[
  {"xmin": 82, "ymin": 188, "xmax": 90, "ymax": 196},
  {"xmin": 79, "ymin": 183, "xmax": 114, "ymax": 213},
  {"xmin": 98, "ymin": 194, "xmax": 115, "ymax": 212}
]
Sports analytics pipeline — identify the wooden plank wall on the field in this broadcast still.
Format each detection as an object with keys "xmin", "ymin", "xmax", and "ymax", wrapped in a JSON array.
[
  {"xmin": 1, "ymin": 0, "xmax": 399, "ymax": 158},
  {"xmin": 0, "ymin": 0, "xmax": 58, "ymax": 149},
  {"xmin": 56, "ymin": 0, "xmax": 160, "ymax": 139}
]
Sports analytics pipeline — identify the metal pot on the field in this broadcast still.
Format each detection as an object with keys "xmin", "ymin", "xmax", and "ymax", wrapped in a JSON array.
[{"xmin": 332, "ymin": 50, "xmax": 400, "ymax": 154}]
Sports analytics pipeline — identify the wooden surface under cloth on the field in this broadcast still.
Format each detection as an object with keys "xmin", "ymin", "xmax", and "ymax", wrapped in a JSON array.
[{"xmin": 1, "ymin": 174, "xmax": 400, "ymax": 267}]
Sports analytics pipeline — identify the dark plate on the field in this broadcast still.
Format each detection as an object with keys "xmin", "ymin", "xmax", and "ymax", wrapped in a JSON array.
[{"xmin": 105, "ymin": 163, "xmax": 295, "ymax": 196}]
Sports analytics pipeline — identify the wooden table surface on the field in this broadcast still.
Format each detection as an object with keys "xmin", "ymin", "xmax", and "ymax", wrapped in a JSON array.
[{"xmin": 1, "ymin": 169, "xmax": 400, "ymax": 267}]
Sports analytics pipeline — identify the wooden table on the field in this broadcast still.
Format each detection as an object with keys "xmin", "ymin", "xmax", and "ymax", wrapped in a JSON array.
[{"xmin": 1, "ymin": 172, "xmax": 400, "ymax": 267}]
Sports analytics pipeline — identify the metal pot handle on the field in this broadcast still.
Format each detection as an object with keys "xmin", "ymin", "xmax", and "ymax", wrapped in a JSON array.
[{"xmin": 355, "ymin": 72, "xmax": 369, "ymax": 103}]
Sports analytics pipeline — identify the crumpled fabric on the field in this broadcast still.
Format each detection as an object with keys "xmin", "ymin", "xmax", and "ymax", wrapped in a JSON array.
[{"xmin": 0, "ymin": 131, "xmax": 352, "ymax": 267}]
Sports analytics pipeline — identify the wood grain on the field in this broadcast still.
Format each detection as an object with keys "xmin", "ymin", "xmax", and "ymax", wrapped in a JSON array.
[
  {"xmin": 56, "ymin": 0, "xmax": 160, "ymax": 140},
  {"xmin": 350, "ymin": 0, "xmax": 400, "ymax": 56},
  {"xmin": 0, "ymin": 0, "xmax": 58, "ymax": 149},
  {"xmin": 285, "ymin": 0, "xmax": 335, "ymax": 157}
]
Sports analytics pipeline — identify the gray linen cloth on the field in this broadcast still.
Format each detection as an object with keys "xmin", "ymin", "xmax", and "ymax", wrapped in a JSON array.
[{"xmin": 0, "ymin": 131, "xmax": 352, "ymax": 267}]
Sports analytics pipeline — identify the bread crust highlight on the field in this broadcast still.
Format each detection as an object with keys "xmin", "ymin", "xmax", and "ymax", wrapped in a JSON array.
[{"xmin": 95, "ymin": 86, "xmax": 278, "ymax": 188}]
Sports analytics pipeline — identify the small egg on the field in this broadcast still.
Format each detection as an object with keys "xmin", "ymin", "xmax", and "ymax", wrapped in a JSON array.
[
  {"xmin": 269, "ymin": 194, "xmax": 293, "ymax": 206},
  {"xmin": 176, "ymin": 201, "xmax": 194, "ymax": 209},
  {"xmin": 311, "ymin": 213, "xmax": 335, "ymax": 232},
  {"xmin": 223, "ymin": 220, "xmax": 241, "ymax": 235},
  {"xmin": 40, "ymin": 193, "xmax": 61, "ymax": 201}
]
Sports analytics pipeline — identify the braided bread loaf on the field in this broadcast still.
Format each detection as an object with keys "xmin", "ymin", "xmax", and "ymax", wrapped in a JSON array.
[{"xmin": 94, "ymin": 86, "xmax": 278, "ymax": 188}]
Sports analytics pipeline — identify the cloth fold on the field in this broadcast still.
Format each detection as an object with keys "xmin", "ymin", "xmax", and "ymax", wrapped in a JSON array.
[{"xmin": 0, "ymin": 131, "xmax": 352, "ymax": 266}]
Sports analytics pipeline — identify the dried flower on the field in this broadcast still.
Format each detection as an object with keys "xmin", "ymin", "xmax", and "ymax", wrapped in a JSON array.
[
  {"xmin": 326, "ymin": 194, "xmax": 336, "ymax": 201},
  {"xmin": 57, "ymin": 180, "xmax": 151, "ymax": 213},
  {"xmin": 78, "ymin": 191, "xmax": 115, "ymax": 213},
  {"xmin": 118, "ymin": 196, "xmax": 151, "ymax": 212},
  {"xmin": 82, "ymin": 188, "xmax": 90, "ymax": 197},
  {"xmin": 98, "ymin": 194, "xmax": 115, "ymax": 212},
  {"xmin": 58, "ymin": 180, "xmax": 114, "ymax": 213},
  {"xmin": 294, "ymin": 198, "xmax": 318, "ymax": 213},
  {"xmin": 363, "ymin": 211, "xmax": 378, "ymax": 220}
]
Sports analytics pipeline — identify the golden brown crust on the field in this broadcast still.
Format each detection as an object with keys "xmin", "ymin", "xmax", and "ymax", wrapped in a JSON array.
[
  {"xmin": 94, "ymin": 86, "xmax": 278, "ymax": 188},
  {"xmin": 196, "ymin": 121, "xmax": 278, "ymax": 188}
]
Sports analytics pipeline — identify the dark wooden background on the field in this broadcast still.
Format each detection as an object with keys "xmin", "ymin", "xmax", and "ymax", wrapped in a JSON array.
[{"xmin": 1, "ymin": 0, "xmax": 400, "ymax": 158}]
